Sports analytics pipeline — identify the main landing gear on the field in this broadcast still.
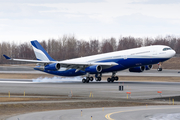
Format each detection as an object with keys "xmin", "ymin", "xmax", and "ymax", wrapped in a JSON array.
[
  {"xmin": 95, "ymin": 73, "xmax": 102, "ymax": 82},
  {"xmin": 82, "ymin": 72, "xmax": 119, "ymax": 83},
  {"xmin": 82, "ymin": 76, "xmax": 93, "ymax": 83},
  {"xmin": 107, "ymin": 72, "xmax": 119, "ymax": 82},
  {"xmin": 82, "ymin": 73, "xmax": 102, "ymax": 83}
]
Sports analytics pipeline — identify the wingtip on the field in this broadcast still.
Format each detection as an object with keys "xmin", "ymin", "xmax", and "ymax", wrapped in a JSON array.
[{"xmin": 3, "ymin": 55, "xmax": 11, "ymax": 60}]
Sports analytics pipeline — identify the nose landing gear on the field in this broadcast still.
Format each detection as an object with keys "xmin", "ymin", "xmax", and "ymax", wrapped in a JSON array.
[{"xmin": 157, "ymin": 62, "xmax": 163, "ymax": 71}]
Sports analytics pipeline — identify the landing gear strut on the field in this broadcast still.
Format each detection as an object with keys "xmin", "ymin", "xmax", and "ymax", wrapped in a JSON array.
[{"xmin": 107, "ymin": 72, "xmax": 119, "ymax": 82}]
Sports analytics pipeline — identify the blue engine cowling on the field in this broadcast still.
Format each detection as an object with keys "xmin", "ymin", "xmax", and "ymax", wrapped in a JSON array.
[
  {"xmin": 44, "ymin": 63, "xmax": 61, "ymax": 71},
  {"xmin": 145, "ymin": 65, "xmax": 153, "ymax": 70},
  {"xmin": 129, "ymin": 66, "xmax": 145, "ymax": 72},
  {"xmin": 85, "ymin": 65, "xmax": 102, "ymax": 74}
]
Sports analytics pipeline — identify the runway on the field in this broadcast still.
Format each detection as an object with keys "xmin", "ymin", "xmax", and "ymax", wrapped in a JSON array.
[
  {"xmin": 1, "ymin": 80, "xmax": 180, "ymax": 100},
  {"xmin": 7, "ymin": 105, "xmax": 180, "ymax": 120},
  {"xmin": 1, "ymin": 69, "xmax": 180, "ymax": 120}
]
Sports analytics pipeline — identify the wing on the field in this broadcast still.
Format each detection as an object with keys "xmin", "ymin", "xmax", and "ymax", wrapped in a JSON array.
[{"xmin": 3, "ymin": 55, "xmax": 118, "ymax": 71}]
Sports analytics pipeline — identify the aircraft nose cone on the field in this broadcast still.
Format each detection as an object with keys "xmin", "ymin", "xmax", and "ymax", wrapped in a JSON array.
[
  {"xmin": 173, "ymin": 50, "xmax": 176, "ymax": 56},
  {"xmin": 172, "ymin": 50, "xmax": 176, "ymax": 57}
]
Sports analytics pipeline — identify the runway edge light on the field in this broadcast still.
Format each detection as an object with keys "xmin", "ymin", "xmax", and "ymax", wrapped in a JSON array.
[{"xmin": 157, "ymin": 91, "xmax": 162, "ymax": 97}]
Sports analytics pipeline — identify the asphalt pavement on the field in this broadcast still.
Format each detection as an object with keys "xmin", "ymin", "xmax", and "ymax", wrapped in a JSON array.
[{"xmin": 7, "ymin": 105, "xmax": 180, "ymax": 120}]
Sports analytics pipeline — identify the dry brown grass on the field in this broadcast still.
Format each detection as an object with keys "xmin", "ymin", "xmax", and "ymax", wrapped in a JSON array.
[
  {"xmin": 0, "ymin": 96, "xmax": 74, "ymax": 102},
  {"xmin": 155, "ymin": 57, "xmax": 180, "ymax": 69},
  {"xmin": 0, "ymin": 97, "xmax": 43, "ymax": 102}
]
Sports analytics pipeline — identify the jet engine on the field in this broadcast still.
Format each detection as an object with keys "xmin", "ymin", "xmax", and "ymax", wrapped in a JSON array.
[
  {"xmin": 129, "ymin": 66, "xmax": 145, "ymax": 72},
  {"xmin": 44, "ymin": 63, "xmax": 61, "ymax": 71},
  {"xmin": 85, "ymin": 65, "xmax": 102, "ymax": 74}
]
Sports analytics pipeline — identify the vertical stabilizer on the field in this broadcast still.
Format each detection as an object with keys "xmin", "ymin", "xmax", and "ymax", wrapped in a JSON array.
[{"xmin": 31, "ymin": 40, "xmax": 55, "ymax": 61}]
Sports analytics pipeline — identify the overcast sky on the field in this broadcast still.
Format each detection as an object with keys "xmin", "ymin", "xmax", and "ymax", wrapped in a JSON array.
[{"xmin": 0, "ymin": 0, "xmax": 180, "ymax": 43}]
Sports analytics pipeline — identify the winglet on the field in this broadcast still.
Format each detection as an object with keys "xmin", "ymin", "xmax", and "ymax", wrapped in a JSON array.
[{"xmin": 3, "ymin": 55, "xmax": 11, "ymax": 60}]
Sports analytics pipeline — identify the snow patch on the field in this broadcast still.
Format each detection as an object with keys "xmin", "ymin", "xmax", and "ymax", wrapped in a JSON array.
[{"xmin": 150, "ymin": 113, "xmax": 180, "ymax": 120}]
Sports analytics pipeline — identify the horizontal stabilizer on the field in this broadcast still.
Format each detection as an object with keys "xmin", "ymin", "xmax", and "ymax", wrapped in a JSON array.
[
  {"xmin": 3, "ymin": 54, "xmax": 52, "ymax": 64},
  {"xmin": 3, "ymin": 55, "xmax": 11, "ymax": 60}
]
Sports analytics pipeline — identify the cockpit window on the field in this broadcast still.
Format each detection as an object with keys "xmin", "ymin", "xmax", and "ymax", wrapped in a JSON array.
[{"xmin": 163, "ymin": 48, "xmax": 172, "ymax": 51}]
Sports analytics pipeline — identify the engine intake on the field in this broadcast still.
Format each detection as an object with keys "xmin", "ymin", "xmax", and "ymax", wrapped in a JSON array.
[
  {"xmin": 129, "ymin": 66, "xmax": 145, "ymax": 72},
  {"xmin": 85, "ymin": 65, "xmax": 102, "ymax": 74}
]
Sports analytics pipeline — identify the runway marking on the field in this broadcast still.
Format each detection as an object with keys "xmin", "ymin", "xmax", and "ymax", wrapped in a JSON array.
[{"xmin": 105, "ymin": 106, "xmax": 180, "ymax": 120}]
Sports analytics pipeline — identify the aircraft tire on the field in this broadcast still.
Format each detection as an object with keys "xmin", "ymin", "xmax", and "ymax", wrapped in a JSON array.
[
  {"xmin": 111, "ymin": 77, "xmax": 114, "ymax": 82},
  {"xmin": 107, "ymin": 78, "xmax": 111, "ymax": 82},
  {"xmin": 157, "ymin": 68, "xmax": 162, "ymax": 71},
  {"xmin": 82, "ymin": 79, "xmax": 86, "ymax": 83},
  {"xmin": 115, "ymin": 76, "xmax": 118, "ymax": 81},
  {"xmin": 90, "ymin": 77, "xmax": 93, "ymax": 81}
]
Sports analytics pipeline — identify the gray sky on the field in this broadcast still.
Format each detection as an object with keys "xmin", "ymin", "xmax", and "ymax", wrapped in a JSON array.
[{"xmin": 0, "ymin": 0, "xmax": 180, "ymax": 43}]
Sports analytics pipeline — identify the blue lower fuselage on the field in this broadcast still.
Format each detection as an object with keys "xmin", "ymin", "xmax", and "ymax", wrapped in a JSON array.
[{"xmin": 37, "ymin": 57, "xmax": 169, "ymax": 77}]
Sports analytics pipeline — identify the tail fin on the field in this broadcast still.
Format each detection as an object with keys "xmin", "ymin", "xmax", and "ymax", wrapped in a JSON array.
[{"xmin": 31, "ymin": 40, "xmax": 55, "ymax": 61}]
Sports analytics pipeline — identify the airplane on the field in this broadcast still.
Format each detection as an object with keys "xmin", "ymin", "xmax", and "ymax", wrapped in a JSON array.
[{"xmin": 3, "ymin": 40, "xmax": 176, "ymax": 83}]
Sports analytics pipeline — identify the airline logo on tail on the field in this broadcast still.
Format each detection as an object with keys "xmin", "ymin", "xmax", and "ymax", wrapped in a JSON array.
[{"xmin": 31, "ymin": 40, "xmax": 55, "ymax": 61}]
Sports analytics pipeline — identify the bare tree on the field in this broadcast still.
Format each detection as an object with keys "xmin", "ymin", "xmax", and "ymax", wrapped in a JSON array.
[{"xmin": 101, "ymin": 39, "xmax": 113, "ymax": 53}]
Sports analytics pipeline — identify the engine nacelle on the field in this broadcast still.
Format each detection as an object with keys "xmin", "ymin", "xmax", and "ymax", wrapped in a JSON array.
[
  {"xmin": 145, "ymin": 65, "xmax": 153, "ymax": 70},
  {"xmin": 85, "ymin": 65, "xmax": 102, "ymax": 74},
  {"xmin": 44, "ymin": 63, "xmax": 61, "ymax": 71},
  {"xmin": 129, "ymin": 66, "xmax": 145, "ymax": 72}
]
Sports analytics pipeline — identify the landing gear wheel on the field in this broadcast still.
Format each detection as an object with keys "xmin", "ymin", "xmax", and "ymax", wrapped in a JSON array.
[
  {"xmin": 82, "ymin": 79, "xmax": 86, "ymax": 83},
  {"xmin": 157, "ymin": 68, "xmax": 162, "ymax": 71},
  {"xmin": 90, "ymin": 77, "xmax": 93, "ymax": 81},
  {"xmin": 98, "ymin": 77, "xmax": 101, "ymax": 81},
  {"xmin": 95, "ymin": 77, "xmax": 101, "ymax": 81},
  {"xmin": 107, "ymin": 78, "xmax": 111, "ymax": 82},
  {"xmin": 111, "ymin": 77, "xmax": 114, "ymax": 82},
  {"xmin": 115, "ymin": 76, "xmax": 118, "ymax": 81}
]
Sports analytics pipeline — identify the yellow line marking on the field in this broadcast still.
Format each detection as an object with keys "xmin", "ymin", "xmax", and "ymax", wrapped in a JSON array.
[
  {"xmin": 105, "ymin": 106, "xmax": 180, "ymax": 120},
  {"xmin": 105, "ymin": 111, "xmax": 122, "ymax": 120}
]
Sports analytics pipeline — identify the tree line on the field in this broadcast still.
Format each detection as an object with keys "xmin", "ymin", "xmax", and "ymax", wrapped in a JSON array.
[{"xmin": 0, "ymin": 35, "xmax": 180, "ymax": 64}]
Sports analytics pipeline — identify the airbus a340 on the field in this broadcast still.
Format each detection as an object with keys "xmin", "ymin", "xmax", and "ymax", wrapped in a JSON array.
[{"xmin": 3, "ymin": 40, "xmax": 176, "ymax": 83}]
